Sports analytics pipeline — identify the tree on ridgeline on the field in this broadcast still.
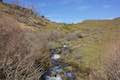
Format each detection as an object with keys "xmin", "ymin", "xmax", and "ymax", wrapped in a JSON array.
[{"xmin": 0, "ymin": 0, "xmax": 3, "ymax": 3}]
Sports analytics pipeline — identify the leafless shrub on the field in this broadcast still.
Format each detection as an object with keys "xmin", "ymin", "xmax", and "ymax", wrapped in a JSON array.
[
  {"xmin": 65, "ymin": 31, "xmax": 83, "ymax": 41},
  {"xmin": 0, "ymin": 15, "xmax": 50, "ymax": 80},
  {"xmin": 47, "ymin": 30, "xmax": 65, "ymax": 41},
  {"xmin": 103, "ymin": 40, "xmax": 120, "ymax": 80},
  {"xmin": 89, "ymin": 69, "xmax": 107, "ymax": 80},
  {"xmin": 89, "ymin": 40, "xmax": 120, "ymax": 80}
]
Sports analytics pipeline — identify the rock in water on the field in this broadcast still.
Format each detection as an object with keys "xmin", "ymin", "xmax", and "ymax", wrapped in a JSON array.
[{"xmin": 51, "ymin": 54, "xmax": 61, "ymax": 60}]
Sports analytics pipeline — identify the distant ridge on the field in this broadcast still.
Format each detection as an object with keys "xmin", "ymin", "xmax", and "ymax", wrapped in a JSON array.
[{"xmin": 114, "ymin": 17, "xmax": 120, "ymax": 20}]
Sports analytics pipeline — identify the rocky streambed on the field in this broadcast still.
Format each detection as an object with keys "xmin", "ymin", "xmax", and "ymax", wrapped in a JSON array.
[{"xmin": 40, "ymin": 45, "xmax": 76, "ymax": 80}]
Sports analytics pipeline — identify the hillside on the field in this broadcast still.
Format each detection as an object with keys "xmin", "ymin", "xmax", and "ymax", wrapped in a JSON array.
[
  {"xmin": 0, "ymin": 3, "xmax": 61, "ymax": 30},
  {"xmin": 59, "ymin": 17, "xmax": 120, "ymax": 79},
  {"xmin": 0, "ymin": 3, "xmax": 120, "ymax": 80}
]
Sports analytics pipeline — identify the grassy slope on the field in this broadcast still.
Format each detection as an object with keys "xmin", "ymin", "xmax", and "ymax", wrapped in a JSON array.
[
  {"xmin": 63, "ymin": 19, "xmax": 120, "ymax": 65},
  {"xmin": 60, "ymin": 20, "xmax": 120, "ymax": 79},
  {"xmin": 0, "ymin": 3, "xmax": 61, "ymax": 31}
]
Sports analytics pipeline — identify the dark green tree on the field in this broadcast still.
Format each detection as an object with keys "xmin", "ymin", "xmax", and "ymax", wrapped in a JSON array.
[{"xmin": 0, "ymin": 0, "xmax": 3, "ymax": 2}]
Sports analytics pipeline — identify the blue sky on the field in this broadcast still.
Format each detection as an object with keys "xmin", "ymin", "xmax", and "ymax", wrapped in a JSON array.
[{"xmin": 4, "ymin": 0, "xmax": 120, "ymax": 23}]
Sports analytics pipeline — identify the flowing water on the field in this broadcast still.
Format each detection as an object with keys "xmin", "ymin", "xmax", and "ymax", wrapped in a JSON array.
[{"xmin": 40, "ymin": 46, "xmax": 76, "ymax": 80}]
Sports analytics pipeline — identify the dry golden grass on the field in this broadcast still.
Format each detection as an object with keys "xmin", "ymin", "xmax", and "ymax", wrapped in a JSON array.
[{"xmin": 0, "ymin": 12, "xmax": 51, "ymax": 80}]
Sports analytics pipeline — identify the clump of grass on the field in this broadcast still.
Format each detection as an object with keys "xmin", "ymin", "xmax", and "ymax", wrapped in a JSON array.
[{"xmin": 0, "ymin": 14, "xmax": 51, "ymax": 80}]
